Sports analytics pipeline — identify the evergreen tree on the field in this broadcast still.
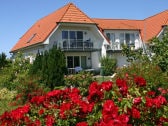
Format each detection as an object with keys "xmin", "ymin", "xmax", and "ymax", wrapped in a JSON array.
[
  {"xmin": 29, "ymin": 46, "xmax": 66, "ymax": 90},
  {"xmin": 29, "ymin": 52, "xmax": 43, "ymax": 75},
  {"xmin": 0, "ymin": 52, "xmax": 7, "ymax": 69},
  {"xmin": 42, "ymin": 50, "xmax": 49, "ymax": 86},
  {"xmin": 46, "ymin": 46, "xmax": 66, "ymax": 90}
]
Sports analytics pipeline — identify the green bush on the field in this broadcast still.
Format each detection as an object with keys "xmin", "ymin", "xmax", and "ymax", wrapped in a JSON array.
[
  {"xmin": 29, "ymin": 46, "xmax": 67, "ymax": 90},
  {"xmin": 115, "ymin": 62, "xmax": 168, "ymax": 89},
  {"xmin": 0, "ymin": 88, "xmax": 17, "ymax": 115},
  {"xmin": 64, "ymin": 71, "xmax": 96, "ymax": 96},
  {"xmin": 149, "ymin": 27, "xmax": 168, "ymax": 72},
  {"xmin": 15, "ymin": 75, "xmax": 49, "ymax": 105},
  {"xmin": 100, "ymin": 56, "xmax": 117, "ymax": 76}
]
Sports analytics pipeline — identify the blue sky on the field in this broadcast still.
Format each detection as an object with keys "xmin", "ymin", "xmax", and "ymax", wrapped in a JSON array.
[{"xmin": 0, "ymin": 0, "xmax": 168, "ymax": 57}]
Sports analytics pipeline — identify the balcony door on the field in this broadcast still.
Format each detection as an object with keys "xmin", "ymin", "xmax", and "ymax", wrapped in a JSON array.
[
  {"xmin": 67, "ymin": 56, "xmax": 80, "ymax": 68},
  {"xmin": 81, "ymin": 56, "xmax": 87, "ymax": 69},
  {"xmin": 67, "ymin": 56, "xmax": 87, "ymax": 69},
  {"xmin": 62, "ymin": 31, "xmax": 83, "ymax": 48}
]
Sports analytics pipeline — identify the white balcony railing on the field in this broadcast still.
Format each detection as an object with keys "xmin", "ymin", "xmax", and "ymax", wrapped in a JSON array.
[{"xmin": 61, "ymin": 39, "xmax": 94, "ymax": 50}]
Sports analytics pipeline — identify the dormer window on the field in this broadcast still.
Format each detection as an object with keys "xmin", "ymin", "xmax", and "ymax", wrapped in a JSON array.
[{"xmin": 27, "ymin": 33, "xmax": 36, "ymax": 43}]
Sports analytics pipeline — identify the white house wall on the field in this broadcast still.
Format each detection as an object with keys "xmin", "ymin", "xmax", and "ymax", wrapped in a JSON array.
[
  {"xmin": 110, "ymin": 53, "xmax": 129, "ymax": 67},
  {"xmin": 91, "ymin": 51, "xmax": 101, "ymax": 69}
]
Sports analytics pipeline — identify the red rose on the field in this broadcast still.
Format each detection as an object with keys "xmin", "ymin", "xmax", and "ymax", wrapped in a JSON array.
[
  {"xmin": 133, "ymin": 97, "xmax": 142, "ymax": 105},
  {"xmin": 76, "ymin": 122, "xmax": 88, "ymax": 126},
  {"xmin": 101, "ymin": 81, "xmax": 113, "ymax": 91},
  {"xmin": 45, "ymin": 115, "xmax": 54, "ymax": 126},
  {"xmin": 102, "ymin": 100, "xmax": 118, "ymax": 123},
  {"xmin": 38, "ymin": 108, "xmax": 45, "ymax": 115},
  {"xmin": 131, "ymin": 107, "xmax": 140, "ymax": 119},
  {"xmin": 134, "ymin": 76, "xmax": 146, "ymax": 87},
  {"xmin": 145, "ymin": 97, "xmax": 153, "ymax": 108}
]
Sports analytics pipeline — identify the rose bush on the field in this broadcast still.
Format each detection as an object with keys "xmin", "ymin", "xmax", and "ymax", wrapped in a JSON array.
[{"xmin": 0, "ymin": 74, "xmax": 168, "ymax": 126}]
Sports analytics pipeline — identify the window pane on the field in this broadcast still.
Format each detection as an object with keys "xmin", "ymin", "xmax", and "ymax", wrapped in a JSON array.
[
  {"xmin": 81, "ymin": 56, "xmax": 87, "ymax": 69},
  {"xmin": 130, "ymin": 33, "xmax": 135, "ymax": 44},
  {"xmin": 74, "ymin": 56, "xmax": 80, "ymax": 67},
  {"xmin": 111, "ymin": 33, "xmax": 115, "ymax": 43},
  {"xmin": 119, "ymin": 33, "xmax": 124, "ymax": 44},
  {"xmin": 70, "ymin": 31, "xmax": 76, "ymax": 39},
  {"xmin": 77, "ymin": 31, "xmax": 83, "ymax": 40},
  {"xmin": 125, "ymin": 33, "xmax": 130, "ymax": 44},
  {"xmin": 106, "ymin": 33, "xmax": 110, "ymax": 40},
  {"xmin": 67, "ymin": 56, "xmax": 73, "ymax": 68},
  {"xmin": 62, "ymin": 31, "xmax": 68, "ymax": 39}
]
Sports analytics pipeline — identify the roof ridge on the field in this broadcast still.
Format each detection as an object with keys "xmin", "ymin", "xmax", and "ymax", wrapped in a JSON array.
[
  {"xmin": 58, "ymin": 3, "xmax": 72, "ymax": 22},
  {"xmin": 73, "ymin": 4, "xmax": 96, "ymax": 23},
  {"xmin": 92, "ymin": 18, "xmax": 143, "ymax": 21},
  {"xmin": 59, "ymin": 3, "xmax": 95, "ymax": 23}
]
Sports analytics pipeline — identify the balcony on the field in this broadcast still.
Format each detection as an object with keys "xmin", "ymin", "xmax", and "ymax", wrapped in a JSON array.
[
  {"xmin": 60, "ymin": 39, "xmax": 95, "ymax": 51},
  {"xmin": 107, "ymin": 42, "xmax": 135, "ymax": 51}
]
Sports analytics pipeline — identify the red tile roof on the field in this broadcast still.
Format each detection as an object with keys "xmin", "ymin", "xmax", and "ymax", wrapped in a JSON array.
[
  {"xmin": 93, "ymin": 18, "xmax": 142, "ymax": 30},
  {"xmin": 93, "ymin": 10, "xmax": 168, "ymax": 43},
  {"xmin": 142, "ymin": 10, "xmax": 168, "ymax": 42},
  {"xmin": 11, "ymin": 2, "xmax": 168, "ymax": 52},
  {"xmin": 11, "ymin": 3, "xmax": 95, "ymax": 52}
]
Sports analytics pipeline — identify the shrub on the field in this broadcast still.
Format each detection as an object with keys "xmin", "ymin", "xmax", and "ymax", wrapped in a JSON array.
[
  {"xmin": 0, "ymin": 88, "xmax": 17, "ymax": 115},
  {"xmin": 30, "ymin": 46, "xmax": 67, "ymax": 90},
  {"xmin": 115, "ymin": 62, "xmax": 168, "ymax": 89},
  {"xmin": 15, "ymin": 76, "xmax": 48, "ymax": 105},
  {"xmin": 100, "ymin": 56, "xmax": 117, "ymax": 76},
  {"xmin": 1, "ymin": 73, "xmax": 168, "ymax": 125},
  {"xmin": 64, "ymin": 71, "xmax": 96, "ymax": 96}
]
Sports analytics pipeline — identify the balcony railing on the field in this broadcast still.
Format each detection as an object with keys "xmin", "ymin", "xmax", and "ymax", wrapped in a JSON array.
[
  {"xmin": 107, "ymin": 42, "xmax": 135, "ymax": 51},
  {"xmin": 60, "ymin": 39, "xmax": 94, "ymax": 50}
]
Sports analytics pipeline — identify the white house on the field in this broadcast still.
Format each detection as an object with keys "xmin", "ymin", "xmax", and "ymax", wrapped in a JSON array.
[{"xmin": 10, "ymin": 3, "xmax": 168, "ymax": 70}]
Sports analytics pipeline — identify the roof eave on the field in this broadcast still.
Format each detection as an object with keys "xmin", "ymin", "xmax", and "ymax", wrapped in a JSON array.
[{"xmin": 10, "ymin": 42, "xmax": 44, "ymax": 53}]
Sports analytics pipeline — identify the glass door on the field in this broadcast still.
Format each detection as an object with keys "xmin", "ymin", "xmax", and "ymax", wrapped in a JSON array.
[
  {"xmin": 81, "ymin": 56, "xmax": 87, "ymax": 69},
  {"xmin": 67, "ymin": 56, "xmax": 73, "ymax": 68},
  {"xmin": 74, "ymin": 56, "xmax": 80, "ymax": 67}
]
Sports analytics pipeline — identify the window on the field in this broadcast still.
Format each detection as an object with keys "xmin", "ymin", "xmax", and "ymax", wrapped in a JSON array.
[
  {"xmin": 74, "ymin": 56, "xmax": 80, "ymax": 67},
  {"xmin": 106, "ymin": 33, "xmax": 110, "ymax": 40},
  {"xmin": 70, "ymin": 31, "xmax": 76, "ymax": 40},
  {"xmin": 119, "ymin": 33, "xmax": 135, "ymax": 45},
  {"xmin": 111, "ymin": 33, "xmax": 115, "ymax": 43},
  {"xmin": 62, "ymin": 30, "xmax": 84, "ymax": 48},
  {"xmin": 106, "ymin": 33, "xmax": 115, "ymax": 43},
  {"xmin": 62, "ymin": 31, "xmax": 68, "ymax": 39},
  {"xmin": 66, "ymin": 56, "xmax": 87, "ymax": 69},
  {"xmin": 119, "ymin": 33, "xmax": 124, "ymax": 45},
  {"xmin": 62, "ymin": 30, "xmax": 83, "ymax": 40},
  {"xmin": 67, "ymin": 56, "xmax": 80, "ymax": 68},
  {"xmin": 130, "ymin": 33, "xmax": 135, "ymax": 44},
  {"xmin": 125, "ymin": 33, "xmax": 130, "ymax": 45}
]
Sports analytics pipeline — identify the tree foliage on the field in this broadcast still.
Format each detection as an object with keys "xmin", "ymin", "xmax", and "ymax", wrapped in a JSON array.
[
  {"xmin": 30, "ymin": 46, "xmax": 66, "ymax": 90},
  {"xmin": 100, "ymin": 56, "xmax": 117, "ymax": 76},
  {"xmin": 0, "ymin": 52, "xmax": 7, "ymax": 69},
  {"xmin": 149, "ymin": 27, "xmax": 168, "ymax": 72}
]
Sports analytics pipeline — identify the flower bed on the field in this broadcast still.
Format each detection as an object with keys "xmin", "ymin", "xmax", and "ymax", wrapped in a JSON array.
[{"xmin": 0, "ymin": 74, "xmax": 168, "ymax": 126}]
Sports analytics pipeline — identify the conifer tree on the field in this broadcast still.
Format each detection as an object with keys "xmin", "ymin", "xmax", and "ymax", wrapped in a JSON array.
[
  {"xmin": 46, "ymin": 46, "xmax": 66, "ymax": 90},
  {"xmin": 0, "ymin": 52, "xmax": 7, "ymax": 69},
  {"xmin": 29, "ymin": 52, "xmax": 43, "ymax": 75}
]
